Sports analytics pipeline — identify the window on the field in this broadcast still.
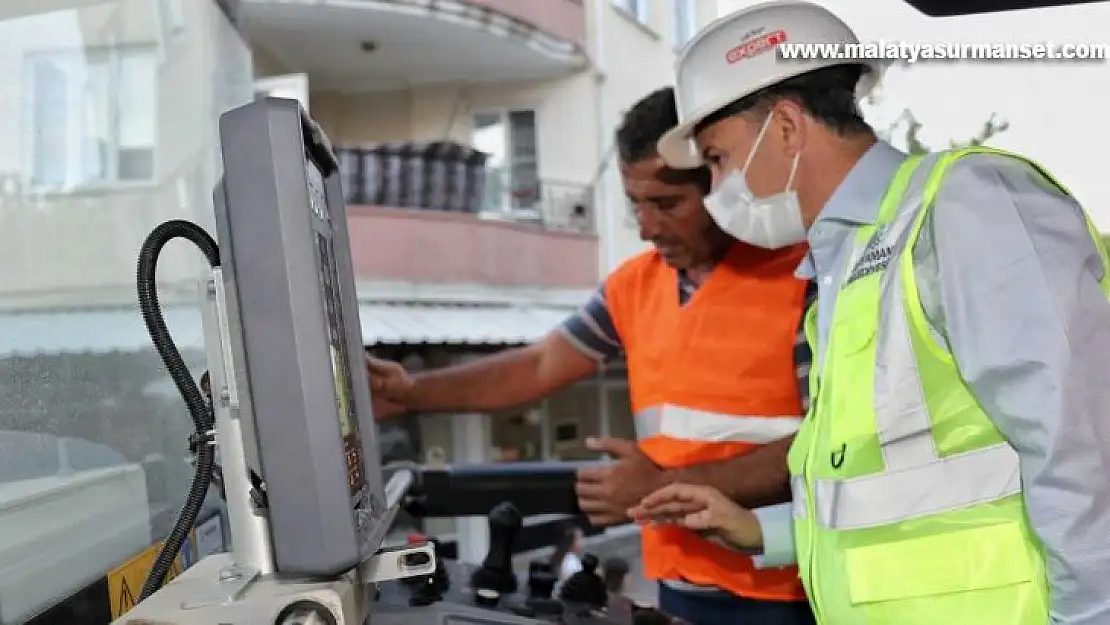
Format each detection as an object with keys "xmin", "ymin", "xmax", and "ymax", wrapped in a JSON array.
[
  {"xmin": 26, "ymin": 46, "xmax": 157, "ymax": 189},
  {"xmin": 471, "ymin": 109, "xmax": 540, "ymax": 215},
  {"xmin": 613, "ymin": 0, "xmax": 649, "ymax": 24},
  {"xmin": 0, "ymin": 1, "xmax": 253, "ymax": 621},
  {"xmin": 156, "ymin": 0, "xmax": 187, "ymax": 43},
  {"xmin": 674, "ymin": 0, "xmax": 698, "ymax": 47}
]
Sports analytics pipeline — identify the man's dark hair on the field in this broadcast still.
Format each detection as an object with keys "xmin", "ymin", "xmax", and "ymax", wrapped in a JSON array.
[
  {"xmin": 693, "ymin": 64, "xmax": 872, "ymax": 138},
  {"xmin": 616, "ymin": 86, "xmax": 711, "ymax": 192}
]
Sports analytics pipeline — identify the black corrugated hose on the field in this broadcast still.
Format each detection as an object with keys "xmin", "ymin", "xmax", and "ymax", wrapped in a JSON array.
[{"xmin": 135, "ymin": 219, "xmax": 221, "ymax": 602}]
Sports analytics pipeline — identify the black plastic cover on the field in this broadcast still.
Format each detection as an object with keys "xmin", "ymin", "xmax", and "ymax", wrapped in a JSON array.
[{"xmin": 903, "ymin": 0, "xmax": 1101, "ymax": 16}]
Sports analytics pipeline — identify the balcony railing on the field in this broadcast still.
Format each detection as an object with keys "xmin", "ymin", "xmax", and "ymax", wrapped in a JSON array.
[
  {"xmin": 336, "ymin": 145, "xmax": 594, "ymax": 235},
  {"xmin": 477, "ymin": 167, "xmax": 593, "ymax": 234}
]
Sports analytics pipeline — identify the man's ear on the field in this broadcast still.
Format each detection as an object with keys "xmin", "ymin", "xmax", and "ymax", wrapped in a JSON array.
[{"xmin": 773, "ymin": 100, "xmax": 808, "ymax": 156}]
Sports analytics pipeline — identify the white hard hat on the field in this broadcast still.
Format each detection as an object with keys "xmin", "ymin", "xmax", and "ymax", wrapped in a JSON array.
[{"xmin": 658, "ymin": 0, "xmax": 882, "ymax": 169}]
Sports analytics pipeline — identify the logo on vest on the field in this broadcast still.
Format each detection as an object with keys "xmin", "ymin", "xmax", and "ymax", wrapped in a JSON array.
[
  {"xmin": 830, "ymin": 443, "xmax": 846, "ymax": 469},
  {"xmin": 845, "ymin": 226, "xmax": 893, "ymax": 285}
]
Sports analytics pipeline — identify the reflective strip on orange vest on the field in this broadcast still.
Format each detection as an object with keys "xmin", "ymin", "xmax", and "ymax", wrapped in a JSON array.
[{"xmin": 634, "ymin": 404, "xmax": 803, "ymax": 443}]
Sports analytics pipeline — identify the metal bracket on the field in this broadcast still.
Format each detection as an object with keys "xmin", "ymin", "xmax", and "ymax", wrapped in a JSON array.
[
  {"xmin": 360, "ymin": 542, "xmax": 437, "ymax": 585},
  {"xmin": 208, "ymin": 268, "xmax": 240, "ymax": 409},
  {"xmin": 179, "ymin": 565, "xmax": 260, "ymax": 610}
]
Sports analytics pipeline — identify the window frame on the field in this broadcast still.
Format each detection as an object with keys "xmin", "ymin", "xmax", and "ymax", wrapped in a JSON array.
[
  {"xmin": 469, "ymin": 106, "xmax": 542, "ymax": 216},
  {"xmin": 23, "ymin": 44, "xmax": 160, "ymax": 193},
  {"xmin": 674, "ymin": 0, "xmax": 699, "ymax": 48},
  {"xmin": 612, "ymin": 0, "xmax": 649, "ymax": 24}
]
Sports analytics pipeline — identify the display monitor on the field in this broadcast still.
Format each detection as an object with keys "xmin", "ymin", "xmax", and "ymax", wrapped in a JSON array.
[
  {"xmin": 306, "ymin": 157, "xmax": 367, "ymax": 501},
  {"xmin": 213, "ymin": 98, "xmax": 386, "ymax": 576}
]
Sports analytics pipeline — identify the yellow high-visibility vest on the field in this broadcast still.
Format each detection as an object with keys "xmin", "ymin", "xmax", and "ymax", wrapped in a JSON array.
[{"xmin": 788, "ymin": 146, "xmax": 1110, "ymax": 625}]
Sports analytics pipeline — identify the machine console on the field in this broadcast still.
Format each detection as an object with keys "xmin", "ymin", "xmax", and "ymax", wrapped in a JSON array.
[
  {"xmin": 370, "ymin": 463, "xmax": 668, "ymax": 625},
  {"xmin": 116, "ymin": 99, "xmax": 658, "ymax": 625},
  {"xmin": 372, "ymin": 560, "xmax": 625, "ymax": 625},
  {"xmin": 214, "ymin": 98, "xmax": 387, "ymax": 576}
]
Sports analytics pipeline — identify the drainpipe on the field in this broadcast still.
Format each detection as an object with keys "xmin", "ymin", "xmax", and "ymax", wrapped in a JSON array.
[{"xmin": 591, "ymin": 0, "xmax": 616, "ymax": 275}]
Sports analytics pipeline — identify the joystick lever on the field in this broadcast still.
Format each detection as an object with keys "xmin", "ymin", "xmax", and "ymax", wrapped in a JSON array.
[
  {"xmin": 470, "ymin": 501, "xmax": 522, "ymax": 607},
  {"xmin": 560, "ymin": 553, "xmax": 607, "ymax": 614},
  {"xmin": 508, "ymin": 559, "xmax": 562, "ymax": 618},
  {"xmin": 526, "ymin": 560, "xmax": 557, "ymax": 600}
]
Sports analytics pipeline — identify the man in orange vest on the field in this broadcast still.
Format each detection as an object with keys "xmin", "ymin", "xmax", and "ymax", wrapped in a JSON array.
[{"xmin": 368, "ymin": 87, "xmax": 815, "ymax": 625}]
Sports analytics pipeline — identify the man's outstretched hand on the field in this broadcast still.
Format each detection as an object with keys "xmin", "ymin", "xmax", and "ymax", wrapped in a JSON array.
[
  {"xmin": 365, "ymin": 356, "xmax": 413, "ymax": 421},
  {"xmin": 629, "ymin": 483, "xmax": 764, "ymax": 551},
  {"xmin": 575, "ymin": 437, "xmax": 667, "ymax": 527}
]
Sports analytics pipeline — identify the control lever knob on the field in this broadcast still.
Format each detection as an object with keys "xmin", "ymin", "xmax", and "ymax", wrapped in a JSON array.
[
  {"xmin": 527, "ymin": 559, "xmax": 558, "ymax": 600},
  {"xmin": 512, "ymin": 559, "xmax": 562, "ymax": 618},
  {"xmin": 469, "ymin": 501, "xmax": 522, "ymax": 600},
  {"xmin": 559, "ymin": 553, "xmax": 607, "ymax": 610}
]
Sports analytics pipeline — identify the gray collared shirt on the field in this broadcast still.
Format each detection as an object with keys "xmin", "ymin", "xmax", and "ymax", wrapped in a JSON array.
[{"xmin": 753, "ymin": 141, "xmax": 1110, "ymax": 624}]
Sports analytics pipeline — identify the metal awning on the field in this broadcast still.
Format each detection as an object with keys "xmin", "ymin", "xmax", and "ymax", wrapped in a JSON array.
[
  {"xmin": 0, "ymin": 302, "xmax": 574, "ymax": 356},
  {"xmin": 359, "ymin": 302, "xmax": 571, "ymax": 345},
  {"xmin": 0, "ymin": 307, "xmax": 205, "ymax": 357}
]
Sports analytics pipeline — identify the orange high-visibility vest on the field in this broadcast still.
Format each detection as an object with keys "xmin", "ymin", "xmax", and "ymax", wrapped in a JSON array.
[{"xmin": 606, "ymin": 241, "xmax": 808, "ymax": 602}]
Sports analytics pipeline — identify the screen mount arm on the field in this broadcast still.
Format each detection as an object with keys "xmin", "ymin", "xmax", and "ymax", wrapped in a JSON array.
[{"xmin": 199, "ymin": 269, "xmax": 431, "ymax": 589}]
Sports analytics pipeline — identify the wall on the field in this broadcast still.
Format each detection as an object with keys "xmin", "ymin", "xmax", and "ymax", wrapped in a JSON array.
[
  {"xmin": 467, "ymin": 0, "xmax": 588, "ymax": 45},
  {"xmin": 0, "ymin": 0, "xmax": 252, "ymax": 310},
  {"xmin": 590, "ymin": 0, "xmax": 719, "ymax": 273},
  {"xmin": 0, "ymin": 2, "xmax": 252, "ymax": 621},
  {"xmin": 300, "ymin": 75, "xmax": 599, "ymax": 188},
  {"xmin": 347, "ymin": 206, "xmax": 597, "ymax": 288}
]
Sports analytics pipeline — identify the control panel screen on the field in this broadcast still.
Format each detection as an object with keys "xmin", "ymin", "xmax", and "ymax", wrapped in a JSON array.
[{"xmin": 307, "ymin": 158, "xmax": 367, "ymax": 500}]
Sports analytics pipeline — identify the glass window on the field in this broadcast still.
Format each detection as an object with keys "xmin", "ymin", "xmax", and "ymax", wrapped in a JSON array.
[
  {"xmin": 613, "ymin": 0, "xmax": 649, "ymax": 24},
  {"xmin": 27, "ymin": 46, "xmax": 157, "ymax": 190},
  {"xmin": 471, "ymin": 109, "xmax": 540, "ymax": 215},
  {"xmin": 0, "ymin": 1, "xmax": 253, "ymax": 621},
  {"xmin": 674, "ymin": 0, "xmax": 698, "ymax": 47},
  {"xmin": 545, "ymin": 384, "xmax": 604, "ymax": 461}
]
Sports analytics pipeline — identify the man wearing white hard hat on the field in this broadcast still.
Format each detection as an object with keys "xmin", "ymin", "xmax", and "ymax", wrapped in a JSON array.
[{"xmin": 631, "ymin": 1, "xmax": 1110, "ymax": 624}]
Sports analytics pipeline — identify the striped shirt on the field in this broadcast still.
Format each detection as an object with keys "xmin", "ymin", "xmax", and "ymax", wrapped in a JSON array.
[{"xmin": 559, "ymin": 272, "xmax": 818, "ymax": 411}]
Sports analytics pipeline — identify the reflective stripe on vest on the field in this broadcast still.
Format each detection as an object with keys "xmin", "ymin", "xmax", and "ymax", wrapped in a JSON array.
[
  {"xmin": 634, "ymin": 404, "xmax": 803, "ymax": 443},
  {"xmin": 800, "ymin": 443, "xmax": 1020, "ymax": 529}
]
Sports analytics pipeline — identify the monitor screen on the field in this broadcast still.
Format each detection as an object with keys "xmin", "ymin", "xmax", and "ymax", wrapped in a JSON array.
[{"xmin": 306, "ymin": 158, "xmax": 367, "ymax": 501}]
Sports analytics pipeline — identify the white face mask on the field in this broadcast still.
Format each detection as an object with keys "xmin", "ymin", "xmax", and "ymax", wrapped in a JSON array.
[{"xmin": 703, "ymin": 113, "xmax": 806, "ymax": 250}]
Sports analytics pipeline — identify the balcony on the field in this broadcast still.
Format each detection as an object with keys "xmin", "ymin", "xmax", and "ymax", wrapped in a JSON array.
[
  {"xmin": 339, "ymin": 144, "xmax": 593, "ymax": 232},
  {"xmin": 347, "ymin": 206, "xmax": 597, "ymax": 289},
  {"xmin": 337, "ymin": 145, "xmax": 597, "ymax": 290},
  {"xmin": 243, "ymin": 0, "xmax": 588, "ymax": 92},
  {"xmin": 467, "ymin": 0, "xmax": 586, "ymax": 44}
]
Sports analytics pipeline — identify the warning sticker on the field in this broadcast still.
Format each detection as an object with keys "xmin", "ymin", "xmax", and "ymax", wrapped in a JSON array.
[
  {"xmin": 106, "ymin": 540, "xmax": 185, "ymax": 618},
  {"xmin": 195, "ymin": 514, "xmax": 225, "ymax": 558},
  {"xmin": 181, "ymin": 529, "xmax": 198, "ymax": 569}
]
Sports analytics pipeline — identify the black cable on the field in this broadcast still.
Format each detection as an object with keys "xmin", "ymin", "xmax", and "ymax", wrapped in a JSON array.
[{"xmin": 135, "ymin": 219, "xmax": 220, "ymax": 602}]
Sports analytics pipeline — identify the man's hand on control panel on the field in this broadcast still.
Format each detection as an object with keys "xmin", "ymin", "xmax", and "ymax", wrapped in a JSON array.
[
  {"xmin": 366, "ymin": 356, "xmax": 413, "ymax": 420},
  {"xmin": 574, "ymin": 437, "xmax": 667, "ymax": 527}
]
